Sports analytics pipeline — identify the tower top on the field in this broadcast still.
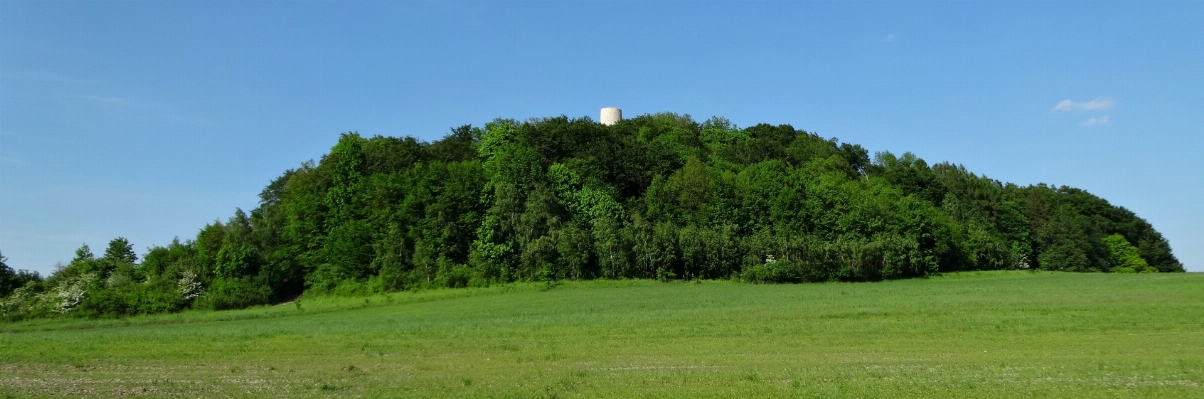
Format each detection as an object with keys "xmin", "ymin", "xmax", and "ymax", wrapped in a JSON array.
[{"xmin": 600, "ymin": 107, "xmax": 622, "ymax": 126}]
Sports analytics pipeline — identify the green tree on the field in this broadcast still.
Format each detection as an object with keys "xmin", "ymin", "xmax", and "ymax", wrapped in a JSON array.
[
  {"xmin": 371, "ymin": 224, "xmax": 411, "ymax": 291},
  {"xmin": 213, "ymin": 209, "xmax": 262, "ymax": 279},
  {"xmin": 1103, "ymin": 234, "xmax": 1154, "ymax": 273},
  {"xmin": 325, "ymin": 133, "xmax": 369, "ymax": 226},
  {"xmin": 998, "ymin": 201, "xmax": 1034, "ymax": 269},
  {"xmin": 428, "ymin": 125, "xmax": 482, "ymax": 163},
  {"xmin": 1, "ymin": 250, "xmax": 43, "ymax": 297},
  {"xmin": 469, "ymin": 183, "xmax": 523, "ymax": 282},
  {"xmin": 592, "ymin": 218, "xmax": 629, "ymax": 279},
  {"xmin": 140, "ymin": 238, "xmax": 198, "ymax": 282},
  {"xmin": 195, "ymin": 221, "xmax": 227, "ymax": 275},
  {"xmin": 312, "ymin": 219, "xmax": 374, "ymax": 290},
  {"xmin": 104, "ymin": 237, "xmax": 138, "ymax": 265},
  {"xmin": 73, "ymin": 244, "xmax": 95, "ymax": 263},
  {"xmin": 556, "ymin": 224, "xmax": 591, "ymax": 280}
]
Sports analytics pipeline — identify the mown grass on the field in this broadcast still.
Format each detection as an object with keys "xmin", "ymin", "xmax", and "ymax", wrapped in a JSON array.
[{"xmin": 1, "ymin": 271, "xmax": 1202, "ymax": 398}]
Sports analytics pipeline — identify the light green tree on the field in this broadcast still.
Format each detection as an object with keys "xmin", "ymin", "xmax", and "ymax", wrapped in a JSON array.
[{"xmin": 1103, "ymin": 234, "xmax": 1154, "ymax": 273}]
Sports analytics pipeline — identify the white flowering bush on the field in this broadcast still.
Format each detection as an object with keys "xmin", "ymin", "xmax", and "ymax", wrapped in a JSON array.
[
  {"xmin": 49, "ymin": 272, "xmax": 96, "ymax": 314},
  {"xmin": 178, "ymin": 271, "xmax": 205, "ymax": 300},
  {"xmin": 106, "ymin": 273, "xmax": 132, "ymax": 288},
  {"xmin": 0, "ymin": 284, "xmax": 34, "ymax": 320}
]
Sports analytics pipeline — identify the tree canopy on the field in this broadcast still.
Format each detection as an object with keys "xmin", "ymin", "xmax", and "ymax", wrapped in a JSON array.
[{"xmin": 0, "ymin": 113, "xmax": 1183, "ymax": 320}]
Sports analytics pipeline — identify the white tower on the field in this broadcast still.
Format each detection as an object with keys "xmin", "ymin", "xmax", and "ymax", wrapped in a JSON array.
[{"xmin": 600, "ymin": 107, "xmax": 622, "ymax": 126}]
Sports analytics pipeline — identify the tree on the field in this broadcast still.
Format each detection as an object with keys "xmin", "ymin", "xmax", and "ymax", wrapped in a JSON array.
[
  {"xmin": 104, "ymin": 237, "xmax": 138, "ymax": 265},
  {"xmin": 556, "ymin": 224, "xmax": 591, "ymax": 280},
  {"xmin": 213, "ymin": 209, "xmax": 261, "ymax": 279},
  {"xmin": 517, "ymin": 186, "xmax": 565, "ymax": 281},
  {"xmin": 997, "ymin": 201, "xmax": 1033, "ymax": 269},
  {"xmin": 428, "ymin": 124, "xmax": 482, "ymax": 163},
  {"xmin": 371, "ymin": 224, "xmax": 411, "ymax": 291},
  {"xmin": 0, "ymin": 250, "xmax": 42, "ymax": 298},
  {"xmin": 17, "ymin": 111, "xmax": 1186, "ymax": 321},
  {"xmin": 1103, "ymin": 234, "xmax": 1154, "ymax": 273},
  {"xmin": 324, "ymin": 133, "xmax": 368, "ymax": 226},
  {"xmin": 87, "ymin": 238, "xmax": 139, "ymax": 282},
  {"xmin": 312, "ymin": 219, "xmax": 374, "ymax": 290},
  {"xmin": 1035, "ymin": 206, "xmax": 1104, "ymax": 272},
  {"xmin": 195, "ymin": 220, "xmax": 227, "ymax": 275},
  {"xmin": 73, "ymin": 244, "xmax": 95, "ymax": 263},
  {"xmin": 140, "ymin": 238, "xmax": 198, "ymax": 282}
]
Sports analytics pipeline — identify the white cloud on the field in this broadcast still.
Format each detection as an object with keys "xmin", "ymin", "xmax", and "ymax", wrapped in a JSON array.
[
  {"xmin": 1081, "ymin": 115, "xmax": 1111, "ymax": 126},
  {"xmin": 1052, "ymin": 97, "xmax": 1115, "ymax": 111},
  {"xmin": 886, "ymin": 34, "xmax": 894, "ymax": 41},
  {"xmin": 1051, "ymin": 99, "xmax": 1075, "ymax": 111},
  {"xmin": 1080, "ymin": 98, "xmax": 1114, "ymax": 110}
]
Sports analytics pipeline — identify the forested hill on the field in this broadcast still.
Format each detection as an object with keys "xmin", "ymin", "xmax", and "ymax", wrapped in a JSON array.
[{"xmin": 0, "ymin": 113, "xmax": 1183, "ymax": 320}]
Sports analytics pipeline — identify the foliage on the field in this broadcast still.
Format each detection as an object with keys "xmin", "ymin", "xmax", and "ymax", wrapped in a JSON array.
[
  {"xmin": 1103, "ymin": 234, "xmax": 1155, "ymax": 273},
  {"xmin": 0, "ymin": 250, "xmax": 42, "ymax": 298},
  {"xmin": 48, "ymin": 272, "xmax": 98, "ymax": 314},
  {"xmin": 103, "ymin": 237, "xmax": 138, "ymax": 265},
  {"xmin": 178, "ymin": 270, "xmax": 205, "ymax": 300},
  {"xmin": 193, "ymin": 277, "xmax": 272, "ymax": 311},
  {"xmin": 0, "ymin": 112, "xmax": 1183, "ymax": 320},
  {"xmin": 78, "ymin": 280, "xmax": 187, "ymax": 318}
]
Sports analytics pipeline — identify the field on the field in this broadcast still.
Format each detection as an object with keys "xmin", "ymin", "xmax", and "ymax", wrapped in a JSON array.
[{"xmin": 1, "ymin": 271, "xmax": 1202, "ymax": 398}]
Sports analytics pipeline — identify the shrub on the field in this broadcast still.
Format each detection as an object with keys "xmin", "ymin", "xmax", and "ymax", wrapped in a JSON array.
[
  {"xmin": 1, "ymin": 251, "xmax": 43, "ymax": 298},
  {"xmin": 742, "ymin": 259, "xmax": 805, "ymax": 283},
  {"xmin": 178, "ymin": 271, "xmax": 205, "ymax": 300},
  {"xmin": 1103, "ymin": 234, "xmax": 1155, "ymax": 273},
  {"xmin": 436, "ymin": 262, "xmax": 479, "ymax": 288},
  {"xmin": 0, "ymin": 284, "xmax": 53, "ymax": 322},
  {"xmin": 51, "ymin": 272, "xmax": 98, "ymax": 314},
  {"xmin": 194, "ymin": 277, "xmax": 272, "ymax": 310},
  {"xmin": 331, "ymin": 278, "xmax": 375, "ymax": 297},
  {"xmin": 78, "ymin": 281, "xmax": 186, "ymax": 318}
]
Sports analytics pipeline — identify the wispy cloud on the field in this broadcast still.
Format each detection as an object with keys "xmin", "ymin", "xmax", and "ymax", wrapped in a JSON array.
[
  {"xmin": 886, "ymin": 34, "xmax": 894, "ymax": 41},
  {"xmin": 1080, "ymin": 115, "xmax": 1111, "ymax": 126},
  {"xmin": 1052, "ymin": 97, "xmax": 1115, "ymax": 111}
]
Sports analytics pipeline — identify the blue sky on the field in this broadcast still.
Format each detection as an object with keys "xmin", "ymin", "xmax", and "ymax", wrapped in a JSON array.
[{"xmin": 1, "ymin": 1, "xmax": 1200, "ymax": 274}]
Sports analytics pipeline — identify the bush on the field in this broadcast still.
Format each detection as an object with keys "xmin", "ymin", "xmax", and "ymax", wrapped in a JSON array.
[
  {"xmin": 0, "ymin": 284, "xmax": 53, "ymax": 322},
  {"xmin": 194, "ymin": 277, "xmax": 272, "ymax": 310},
  {"xmin": 436, "ymin": 262, "xmax": 482, "ymax": 288},
  {"xmin": 1, "ymin": 258, "xmax": 42, "ymax": 298},
  {"xmin": 742, "ymin": 259, "xmax": 804, "ymax": 283},
  {"xmin": 331, "ymin": 278, "xmax": 377, "ymax": 297},
  {"xmin": 1103, "ymin": 234, "xmax": 1155, "ymax": 273},
  {"xmin": 78, "ymin": 281, "xmax": 186, "ymax": 318}
]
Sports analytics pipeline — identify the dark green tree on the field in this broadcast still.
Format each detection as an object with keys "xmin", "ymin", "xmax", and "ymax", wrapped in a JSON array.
[
  {"xmin": 0, "ymin": 250, "xmax": 43, "ymax": 297},
  {"xmin": 104, "ymin": 237, "xmax": 138, "ymax": 265}
]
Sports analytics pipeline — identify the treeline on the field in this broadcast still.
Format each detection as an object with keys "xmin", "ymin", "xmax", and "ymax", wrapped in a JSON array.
[{"xmin": 0, "ymin": 113, "xmax": 1182, "ymax": 320}]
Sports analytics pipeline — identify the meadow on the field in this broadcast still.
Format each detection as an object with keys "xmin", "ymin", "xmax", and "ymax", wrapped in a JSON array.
[{"xmin": 1, "ymin": 271, "xmax": 1201, "ymax": 398}]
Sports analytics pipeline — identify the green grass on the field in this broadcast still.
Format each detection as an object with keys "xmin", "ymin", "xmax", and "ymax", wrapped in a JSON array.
[{"xmin": 1, "ymin": 271, "xmax": 1202, "ymax": 398}]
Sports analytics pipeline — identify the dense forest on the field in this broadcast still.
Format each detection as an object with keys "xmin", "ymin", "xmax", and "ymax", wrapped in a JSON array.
[{"xmin": 0, "ymin": 113, "xmax": 1183, "ymax": 320}]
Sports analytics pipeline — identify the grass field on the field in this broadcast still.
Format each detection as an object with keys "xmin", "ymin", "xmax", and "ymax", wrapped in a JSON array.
[{"xmin": 1, "ymin": 271, "xmax": 1202, "ymax": 398}]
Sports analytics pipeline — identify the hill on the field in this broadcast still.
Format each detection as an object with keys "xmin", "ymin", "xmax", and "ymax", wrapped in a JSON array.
[
  {"xmin": 0, "ymin": 113, "xmax": 1183, "ymax": 320},
  {"xmin": 1, "ymin": 272, "xmax": 1201, "ymax": 397}
]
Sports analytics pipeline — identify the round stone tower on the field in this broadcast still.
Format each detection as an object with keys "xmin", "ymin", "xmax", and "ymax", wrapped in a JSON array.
[{"xmin": 600, "ymin": 107, "xmax": 622, "ymax": 126}]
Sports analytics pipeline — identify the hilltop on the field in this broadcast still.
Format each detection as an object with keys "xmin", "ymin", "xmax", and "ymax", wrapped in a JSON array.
[{"xmin": 0, "ymin": 113, "xmax": 1183, "ymax": 320}]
